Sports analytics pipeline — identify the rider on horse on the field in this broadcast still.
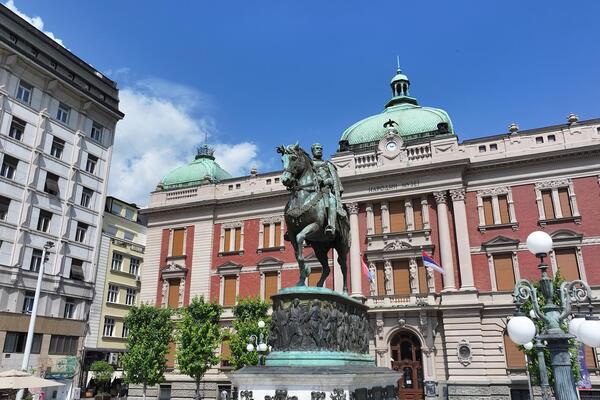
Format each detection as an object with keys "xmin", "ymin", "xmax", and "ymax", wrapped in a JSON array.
[{"xmin": 310, "ymin": 143, "xmax": 347, "ymax": 239}]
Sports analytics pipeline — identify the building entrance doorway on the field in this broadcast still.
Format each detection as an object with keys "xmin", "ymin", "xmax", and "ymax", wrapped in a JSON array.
[{"xmin": 390, "ymin": 331, "xmax": 424, "ymax": 400}]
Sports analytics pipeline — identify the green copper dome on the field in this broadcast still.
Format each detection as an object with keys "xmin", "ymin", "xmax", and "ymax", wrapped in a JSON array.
[
  {"xmin": 339, "ymin": 66, "xmax": 454, "ymax": 150},
  {"xmin": 160, "ymin": 145, "xmax": 232, "ymax": 190}
]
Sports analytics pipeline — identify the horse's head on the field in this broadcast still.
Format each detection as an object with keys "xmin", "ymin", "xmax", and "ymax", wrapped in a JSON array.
[{"xmin": 277, "ymin": 142, "xmax": 310, "ymax": 188}]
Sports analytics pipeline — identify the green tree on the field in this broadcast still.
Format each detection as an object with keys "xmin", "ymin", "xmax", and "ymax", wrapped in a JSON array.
[
  {"xmin": 228, "ymin": 297, "xmax": 271, "ymax": 369},
  {"xmin": 90, "ymin": 360, "xmax": 113, "ymax": 395},
  {"xmin": 176, "ymin": 296, "xmax": 223, "ymax": 400},
  {"xmin": 520, "ymin": 269, "xmax": 581, "ymax": 388},
  {"xmin": 121, "ymin": 304, "xmax": 173, "ymax": 400}
]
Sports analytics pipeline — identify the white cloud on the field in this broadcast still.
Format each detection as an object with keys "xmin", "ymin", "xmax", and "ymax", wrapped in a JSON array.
[
  {"xmin": 108, "ymin": 78, "xmax": 261, "ymax": 206},
  {"xmin": 4, "ymin": 0, "xmax": 65, "ymax": 47}
]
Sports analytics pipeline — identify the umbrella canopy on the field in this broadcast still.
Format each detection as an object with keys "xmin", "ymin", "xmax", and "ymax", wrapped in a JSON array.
[{"xmin": 0, "ymin": 370, "xmax": 64, "ymax": 390}]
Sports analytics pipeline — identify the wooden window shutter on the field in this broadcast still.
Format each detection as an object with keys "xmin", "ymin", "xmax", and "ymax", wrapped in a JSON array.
[
  {"xmin": 223, "ymin": 228, "xmax": 231, "ymax": 252},
  {"xmin": 166, "ymin": 341, "xmax": 177, "ymax": 369},
  {"xmin": 483, "ymin": 197, "xmax": 494, "ymax": 225},
  {"xmin": 542, "ymin": 190, "xmax": 555, "ymax": 219},
  {"xmin": 558, "ymin": 188, "xmax": 572, "ymax": 217},
  {"xmin": 263, "ymin": 224, "xmax": 271, "ymax": 248},
  {"xmin": 555, "ymin": 249, "xmax": 579, "ymax": 281},
  {"xmin": 376, "ymin": 263, "xmax": 385, "ymax": 295},
  {"xmin": 412, "ymin": 199, "xmax": 423, "ymax": 230},
  {"xmin": 389, "ymin": 201, "xmax": 406, "ymax": 232},
  {"xmin": 308, "ymin": 268, "xmax": 321, "ymax": 286},
  {"xmin": 264, "ymin": 272, "xmax": 278, "ymax": 302},
  {"xmin": 417, "ymin": 259, "xmax": 428, "ymax": 294},
  {"xmin": 494, "ymin": 254, "xmax": 515, "ymax": 292},
  {"xmin": 168, "ymin": 279, "xmax": 180, "ymax": 308},
  {"xmin": 221, "ymin": 340, "xmax": 231, "ymax": 367},
  {"xmin": 234, "ymin": 227, "xmax": 242, "ymax": 251},
  {"xmin": 373, "ymin": 203, "xmax": 382, "ymax": 234},
  {"xmin": 504, "ymin": 332, "xmax": 526, "ymax": 368},
  {"xmin": 392, "ymin": 260, "xmax": 410, "ymax": 295},
  {"xmin": 172, "ymin": 228, "xmax": 185, "ymax": 256},
  {"xmin": 274, "ymin": 222, "xmax": 282, "ymax": 247},
  {"xmin": 498, "ymin": 195, "xmax": 510, "ymax": 224},
  {"xmin": 223, "ymin": 275, "xmax": 237, "ymax": 306},
  {"xmin": 585, "ymin": 346, "xmax": 597, "ymax": 369}
]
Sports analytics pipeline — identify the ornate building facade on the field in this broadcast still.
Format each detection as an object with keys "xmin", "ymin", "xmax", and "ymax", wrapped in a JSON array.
[{"xmin": 138, "ymin": 67, "xmax": 600, "ymax": 400}]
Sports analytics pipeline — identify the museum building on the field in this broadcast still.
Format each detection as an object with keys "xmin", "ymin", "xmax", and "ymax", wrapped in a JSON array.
[{"xmin": 138, "ymin": 66, "xmax": 600, "ymax": 400}]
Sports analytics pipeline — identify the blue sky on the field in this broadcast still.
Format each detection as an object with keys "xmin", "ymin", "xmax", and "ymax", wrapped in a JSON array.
[{"xmin": 8, "ymin": 1, "xmax": 600, "ymax": 205}]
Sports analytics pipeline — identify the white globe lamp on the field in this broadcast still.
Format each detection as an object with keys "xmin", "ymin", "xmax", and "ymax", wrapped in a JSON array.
[
  {"xmin": 246, "ymin": 343, "xmax": 254, "ymax": 352},
  {"xmin": 568, "ymin": 315, "xmax": 586, "ymax": 339},
  {"xmin": 258, "ymin": 320, "xmax": 266, "ymax": 329},
  {"xmin": 578, "ymin": 317, "xmax": 600, "ymax": 348},
  {"xmin": 526, "ymin": 231, "xmax": 553, "ymax": 256},
  {"xmin": 258, "ymin": 343, "xmax": 268, "ymax": 352},
  {"xmin": 523, "ymin": 341, "xmax": 534, "ymax": 351},
  {"xmin": 507, "ymin": 315, "xmax": 536, "ymax": 345}
]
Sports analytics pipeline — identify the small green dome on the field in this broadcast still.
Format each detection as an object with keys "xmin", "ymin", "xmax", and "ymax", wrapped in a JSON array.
[
  {"xmin": 339, "ymin": 66, "xmax": 453, "ymax": 149},
  {"xmin": 160, "ymin": 146, "xmax": 232, "ymax": 190}
]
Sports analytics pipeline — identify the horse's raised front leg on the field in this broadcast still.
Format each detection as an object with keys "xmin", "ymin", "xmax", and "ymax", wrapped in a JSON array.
[{"xmin": 294, "ymin": 222, "xmax": 320, "ymax": 286}]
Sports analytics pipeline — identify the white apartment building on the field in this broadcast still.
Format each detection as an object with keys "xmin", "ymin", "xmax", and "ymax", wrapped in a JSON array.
[{"xmin": 0, "ymin": 4, "xmax": 124, "ymax": 398}]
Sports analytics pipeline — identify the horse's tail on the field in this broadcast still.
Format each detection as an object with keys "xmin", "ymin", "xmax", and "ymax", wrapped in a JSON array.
[{"xmin": 336, "ymin": 212, "xmax": 351, "ymax": 254}]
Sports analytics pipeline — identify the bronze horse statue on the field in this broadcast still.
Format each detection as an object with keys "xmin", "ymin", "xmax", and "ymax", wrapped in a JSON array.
[{"xmin": 277, "ymin": 143, "xmax": 350, "ymax": 293}]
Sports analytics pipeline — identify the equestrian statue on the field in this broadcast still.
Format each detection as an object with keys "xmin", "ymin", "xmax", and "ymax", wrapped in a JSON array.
[{"xmin": 276, "ymin": 142, "xmax": 351, "ymax": 293}]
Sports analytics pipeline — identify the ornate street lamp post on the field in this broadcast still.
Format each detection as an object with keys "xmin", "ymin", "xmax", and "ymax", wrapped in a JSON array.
[
  {"xmin": 246, "ymin": 320, "xmax": 269, "ymax": 366},
  {"xmin": 507, "ymin": 231, "xmax": 599, "ymax": 400}
]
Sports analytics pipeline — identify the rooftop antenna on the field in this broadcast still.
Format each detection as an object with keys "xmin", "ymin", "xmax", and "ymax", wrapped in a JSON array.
[{"xmin": 396, "ymin": 55, "xmax": 401, "ymax": 71}]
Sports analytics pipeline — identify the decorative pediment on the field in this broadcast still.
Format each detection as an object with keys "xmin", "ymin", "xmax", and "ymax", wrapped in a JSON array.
[
  {"xmin": 534, "ymin": 178, "xmax": 571, "ymax": 190},
  {"xmin": 383, "ymin": 240, "xmax": 413, "ymax": 252},
  {"xmin": 217, "ymin": 261, "xmax": 244, "ymax": 274},
  {"xmin": 481, "ymin": 236, "xmax": 519, "ymax": 251},
  {"xmin": 161, "ymin": 262, "xmax": 187, "ymax": 279},
  {"xmin": 257, "ymin": 256, "xmax": 284, "ymax": 271},
  {"xmin": 550, "ymin": 229, "xmax": 583, "ymax": 245},
  {"xmin": 477, "ymin": 186, "xmax": 509, "ymax": 197},
  {"xmin": 260, "ymin": 215, "xmax": 284, "ymax": 224}
]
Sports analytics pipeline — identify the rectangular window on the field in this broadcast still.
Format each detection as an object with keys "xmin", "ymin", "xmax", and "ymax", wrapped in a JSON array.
[
  {"xmin": 123, "ymin": 230, "xmax": 135, "ymax": 241},
  {"xmin": 392, "ymin": 260, "xmax": 410, "ymax": 295},
  {"xmin": 50, "ymin": 137, "xmax": 65, "ymax": 159},
  {"xmin": 111, "ymin": 253, "xmax": 123, "ymax": 271},
  {"xmin": 44, "ymin": 172, "xmax": 60, "ymax": 196},
  {"xmin": 107, "ymin": 284, "xmax": 119, "ymax": 303},
  {"xmin": 37, "ymin": 210, "xmax": 52, "ymax": 232},
  {"xmin": 389, "ymin": 200, "xmax": 406, "ymax": 232},
  {"xmin": 70, "ymin": 258, "xmax": 85, "ymax": 280},
  {"xmin": 56, "ymin": 102, "xmax": 70, "ymax": 124},
  {"xmin": 3, "ymin": 332, "xmax": 42, "ymax": 354},
  {"xmin": 158, "ymin": 385, "xmax": 172, "ymax": 400},
  {"xmin": 223, "ymin": 228, "xmax": 231, "ymax": 251},
  {"xmin": 376, "ymin": 262, "xmax": 385, "ymax": 295},
  {"xmin": 541, "ymin": 189, "xmax": 555, "ymax": 219},
  {"xmin": 413, "ymin": 199, "xmax": 423, "ymax": 230},
  {"xmin": 168, "ymin": 279, "xmax": 180, "ymax": 308},
  {"xmin": 1, "ymin": 155, "xmax": 18, "ymax": 180},
  {"xmin": 103, "ymin": 317, "xmax": 115, "ymax": 337},
  {"xmin": 585, "ymin": 346, "xmax": 597, "ymax": 369},
  {"xmin": 555, "ymin": 249, "xmax": 579, "ymax": 281},
  {"xmin": 483, "ymin": 197, "xmax": 494, "ymax": 225},
  {"xmin": 80, "ymin": 187, "xmax": 93, "ymax": 208},
  {"xmin": 274, "ymin": 222, "xmax": 282, "ymax": 247},
  {"xmin": 64, "ymin": 298, "xmax": 75, "ymax": 319},
  {"xmin": 372, "ymin": 204, "xmax": 382, "ymax": 234},
  {"xmin": 504, "ymin": 331, "xmax": 526, "ymax": 368},
  {"xmin": 75, "ymin": 222, "xmax": 88, "ymax": 243},
  {"xmin": 498, "ymin": 195, "xmax": 510, "ymax": 224},
  {"xmin": 264, "ymin": 272, "xmax": 278, "ymax": 302},
  {"xmin": 111, "ymin": 202, "xmax": 122, "ymax": 215},
  {"xmin": 16, "ymin": 80, "xmax": 33, "ymax": 105},
  {"xmin": 9, "ymin": 117, "xmax": 26, "ymax": 141},
  {"xmin": 49, "ymin": 335, "xmax": 78, "ymax": 355},
  {"xmin": 0, "ymin": 196, "xmax": 10, "ymax": 220},
  {"xmin": 22, "ymin": 291, "xmax": 35, "ymax": 314},
  {"xmin": 125, "ymin": 288, "xmax": 136, "ymax": 306},
  {"xmin": 122, "ymin": 325, "xmax": 129, "ymax": 338},
  {"xmin": 125, "ymin": 208, "xmax": 135, "ymax": 220},
  {"xmin": 85, "ymin": 154, "xmax": 97, "ymax": 174},
  {"xmin": 234, "ymin": 227, "xmax": 241, "ymax": 251},
  {"xmin": 129, "ymin": 257, "xmax": 140, "ymax": 276},
  {"xmin": 220, "ymin": 340, "xmax": 231, "ymax": 368},
  {"xmin": 91, "ymin": 122, "xmax": 103, "ymax": 143},
  {"xmin": 172, "ymin": 228, "xmax": 185, "ymax": 256},
  {"xmin": 263, "ymin": 223, "xmax": 270, "ymax": 248},
  {"xmin": 417, "ymin": 259, "xmax": 428, "ymax": 294},
  {"xmin": 223, "ymin": 275, "xmax": 237, "ymax": 307},
  {"xmin": 558, "ymin": 188, "xmax": 572, "ymax": 218},
  {"xmin": 30, "ymin": 249, "xmax": 43, "ymax": 272},
  {"xmin": 494, "ymin": 253, "xmax": 515, "ymax": 292},
  {"xmin": 223, "ymin": 227, "xmax": 242, "ymax": 252}
]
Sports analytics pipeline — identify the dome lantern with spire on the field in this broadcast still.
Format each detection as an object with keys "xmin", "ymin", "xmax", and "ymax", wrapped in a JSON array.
[
  {"xmin": 158, "ymin": 145, "xmax": 232, "ymax": 190},
  {"xmin": 339, "ymin": 63, "xmax": 454, "ymax": 152}
]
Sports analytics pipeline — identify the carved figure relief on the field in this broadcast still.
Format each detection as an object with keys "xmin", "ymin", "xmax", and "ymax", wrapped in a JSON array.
[
  {"xmin": 384, "ymin": 261, "xmax": 393, "ymax": 294},
  {"xmin": 368, "ymin": 263, "xmax": 377, "ymax": 296},
  {"xmin": 409, "ymin": 259, "xmax": 417, "ymax": 293}
]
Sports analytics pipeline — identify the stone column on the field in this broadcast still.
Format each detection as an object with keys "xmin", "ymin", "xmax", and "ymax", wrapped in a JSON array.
[
  {"xmin": 433, "ymin": 191, "xmax": 455, "ymax": 290},
  {"xmin": 449, "ymin": 188, "xmax": 475, "ymax": 290},
  {"xmin": 347, "ymin": 202, "xmax": 363, "ymax": 297}
]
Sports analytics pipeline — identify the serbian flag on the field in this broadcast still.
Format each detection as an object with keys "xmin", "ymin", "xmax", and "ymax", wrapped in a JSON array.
[
  {"xmin": 421, "ymin": 250, "xmax": 444, "ymax": 274},
  {"xmin": 361, "ymin": 254, "xmax": 375, "ymax": 282}
]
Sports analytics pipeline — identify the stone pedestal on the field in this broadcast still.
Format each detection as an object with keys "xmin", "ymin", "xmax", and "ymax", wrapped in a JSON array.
[{"xmin": 229, "ymin": 287, "xmax": 398, "ymax": 400}]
